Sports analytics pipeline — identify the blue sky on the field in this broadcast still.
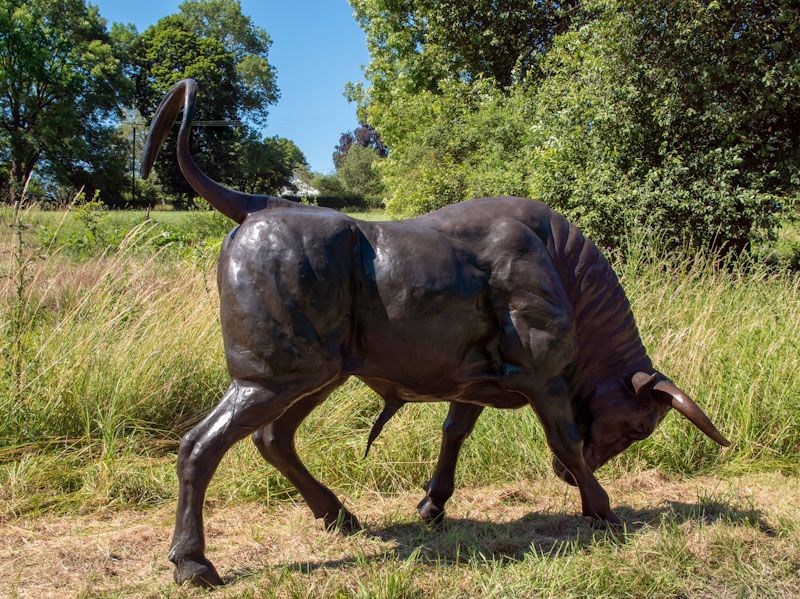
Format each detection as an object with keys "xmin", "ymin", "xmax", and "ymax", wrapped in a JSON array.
[{"xmin": 94, "ymin": 0, "xmax": 369, "ymax": 173}]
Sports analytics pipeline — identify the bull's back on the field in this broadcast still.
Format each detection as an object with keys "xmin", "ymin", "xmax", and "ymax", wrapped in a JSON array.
[{"xmin": 352, "ymin": 198, "xmax": 575, "ymax": 398}]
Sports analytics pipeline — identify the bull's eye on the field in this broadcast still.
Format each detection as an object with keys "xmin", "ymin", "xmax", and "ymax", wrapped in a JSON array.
[{"xmin": 629, "ymin": 425, "xmax": 649, "ymax": 440}]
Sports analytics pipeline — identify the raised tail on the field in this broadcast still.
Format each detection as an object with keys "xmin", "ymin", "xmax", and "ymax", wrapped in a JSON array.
[{"xmin": 140, "ymin": 78, "xmax": 292, "ymax": 224}]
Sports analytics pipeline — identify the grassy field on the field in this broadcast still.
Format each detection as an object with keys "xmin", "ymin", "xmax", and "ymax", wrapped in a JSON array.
[{"xmin": 1, "ymin": 206, "xmax": 798, "ymax": 597}]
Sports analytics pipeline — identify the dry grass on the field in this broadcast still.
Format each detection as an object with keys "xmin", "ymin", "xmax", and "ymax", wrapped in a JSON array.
[{"xmin": 2, "ymin": 471, "xmax": 799, "ymax": 598}]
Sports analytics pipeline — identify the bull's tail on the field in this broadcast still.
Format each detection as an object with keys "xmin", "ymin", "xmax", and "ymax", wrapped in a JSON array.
[
  {"xmin": 140, "ymin": 78, "xmax": 292, "ymax": 224},
  {"xmin": 364, "ymin": 396, "xmax": 406, "ymax": 458}
]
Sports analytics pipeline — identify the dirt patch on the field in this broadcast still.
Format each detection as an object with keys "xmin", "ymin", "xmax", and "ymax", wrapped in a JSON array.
[{"xmin": 1, "ymin": 472, "xmax": 796, "ymax": 598}]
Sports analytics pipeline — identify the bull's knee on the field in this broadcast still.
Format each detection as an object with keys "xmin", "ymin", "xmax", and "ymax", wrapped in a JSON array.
[
  {"xmin": 251, "ymin": 427, "xmax": 271, "ymax": 453},
  {"xmin": 442, "ymin": 415, "xmax": 470, "ymax": 443},
  {"xmin": 252, "ymin": 426, "xmax": 276, "ymax": 457},
  {"xmin": 177, "ymin": 429, "xmax": 204, "ymax": 479}
]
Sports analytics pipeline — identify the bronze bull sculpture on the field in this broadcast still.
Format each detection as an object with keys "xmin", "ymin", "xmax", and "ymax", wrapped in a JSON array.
[{"xmin": 141, "ymin": 79, "xmax": 730, "ymax": 587}]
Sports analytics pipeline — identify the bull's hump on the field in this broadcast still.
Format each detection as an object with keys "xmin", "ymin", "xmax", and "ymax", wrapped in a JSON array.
[{"xmin": 421, "ymin": 196, "xmax": 556, "ymax": 242}]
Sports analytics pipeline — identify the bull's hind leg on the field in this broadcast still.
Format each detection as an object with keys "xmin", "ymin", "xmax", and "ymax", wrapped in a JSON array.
[
  {"xmin": 169, "ymin": 378, "xmax": 331, "ymax": 587},
  {"xmin": 417, "ymin": 402, "xmax": 484, "ymax": 523},
  {"xmin": 251, "ymin": 380, "xmax": 359, "ymax": 532}
]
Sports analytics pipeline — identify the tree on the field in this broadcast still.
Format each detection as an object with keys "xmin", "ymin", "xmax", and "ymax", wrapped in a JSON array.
[
  {"xmin": 333, "ymin": 123, "xmax": 388, "ymax": 169},
  {"xmin": 350, "ymin": 0, "xmax": 579, "ymax": 102},
  {"xmin": 41, "ymin": 123, "xmax": 130, "ymax": 207},
  {"xmin": 231, "ymin": 132, "xmax": 306, "ymax": 194},
  {"xmin": 132, "ymin": 0, "xmax": 279, "ymax": 198},
  {"xmin": 524, "ymin": 0, "xmax": 800, "ymax": 253},
  {"xmin": 0, "ymin": 0, "xmax": 130, "ymax": 205},
  {"xmin": 355, "ymin": 0, "xmax": 800, "ymax": 254},
  {"xmin": 133, "ymin": 15, "xmax": 239, "ymax": 198},
  {"xmin": 309, "ymin": 171, "xmax": 347, "ymax": 196},
  {"xmin": 337, "ymin": 145, "xmax": 385, "ymax": 197},
  {"xmin": 179, "ymin": 0, "xmax": 277, "ymax": 124}
]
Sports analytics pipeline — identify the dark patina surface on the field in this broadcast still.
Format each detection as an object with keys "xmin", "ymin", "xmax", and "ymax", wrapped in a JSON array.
[{"xmin": 142, "ymin": 79, "xmax": 730, "ymax": 587}]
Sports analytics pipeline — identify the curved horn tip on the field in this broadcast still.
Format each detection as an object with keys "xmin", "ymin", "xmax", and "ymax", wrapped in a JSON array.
[{"xmin": 654, "ymin": 380, "xmax": 731, "ymax": 448}]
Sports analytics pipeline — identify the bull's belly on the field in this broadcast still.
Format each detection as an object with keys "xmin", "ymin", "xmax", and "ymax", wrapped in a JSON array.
[
  {"xmin": 346, "ymin": 298, "xmax": 572, "ymax": 408},
  {"xmin": 356, "ymin": 372, "xmax": 528, "ymax": 409}
]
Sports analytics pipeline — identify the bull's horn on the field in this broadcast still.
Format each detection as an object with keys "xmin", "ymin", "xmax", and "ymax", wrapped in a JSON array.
[{"xmin": 653, "ymin": 380, "xmax": 730, "ymax": 447}]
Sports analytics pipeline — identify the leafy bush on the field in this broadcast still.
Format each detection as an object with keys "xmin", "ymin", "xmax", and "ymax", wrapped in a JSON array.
[{"xmin": 364, "ymin": 0, "xmax": 799, "ymax": 255}]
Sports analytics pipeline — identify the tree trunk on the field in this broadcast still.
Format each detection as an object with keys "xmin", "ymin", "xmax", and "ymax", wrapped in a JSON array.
[{"xmin": 7, "ymin": 154, "xmax": 37, "ymax": 207}]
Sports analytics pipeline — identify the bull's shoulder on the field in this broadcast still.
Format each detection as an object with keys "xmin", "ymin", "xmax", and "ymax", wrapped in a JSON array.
[{"xmin": 421, "ymin": 200, "xmax": 576, "ymax": 376}]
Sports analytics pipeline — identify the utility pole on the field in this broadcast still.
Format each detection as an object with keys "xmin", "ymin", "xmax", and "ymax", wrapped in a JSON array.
[{"xmin": 131, "ymin": 126, "xmax": 136, "ymax": 206}]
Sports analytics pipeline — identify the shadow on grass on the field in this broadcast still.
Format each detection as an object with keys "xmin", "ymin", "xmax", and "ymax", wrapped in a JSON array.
[{"xmin": 224, "ymin": 498, "xmax": 772, "ymax": 583}]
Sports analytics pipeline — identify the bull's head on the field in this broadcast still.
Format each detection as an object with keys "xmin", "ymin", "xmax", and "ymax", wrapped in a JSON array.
[{"xmin": 554, "ymin": 372, "xmax": 730, "ymax": 485}]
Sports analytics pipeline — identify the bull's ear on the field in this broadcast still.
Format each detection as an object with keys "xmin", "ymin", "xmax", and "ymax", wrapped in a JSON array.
[{"xmin": 631, "ymin": 372, "xmax": 658, "ymax": 399}]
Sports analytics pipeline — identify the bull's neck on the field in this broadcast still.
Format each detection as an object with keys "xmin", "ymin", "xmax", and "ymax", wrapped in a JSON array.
[{"xmin": 547, "ymin": 215, "xmax": 652, "ymax": 399}]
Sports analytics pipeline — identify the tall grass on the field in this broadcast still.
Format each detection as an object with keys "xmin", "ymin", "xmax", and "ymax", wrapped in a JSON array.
[{"xmin": 1, "ymin": 218, "xmax": 798, "ymax": 517}]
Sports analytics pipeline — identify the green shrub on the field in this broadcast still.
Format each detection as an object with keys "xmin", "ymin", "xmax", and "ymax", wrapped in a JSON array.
[{"xmin": 368, "ymin": 1, "xmax": 798, "ymax": 256}]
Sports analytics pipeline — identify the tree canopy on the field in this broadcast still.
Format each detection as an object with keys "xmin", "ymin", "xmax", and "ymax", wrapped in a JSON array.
[
  {"xmin": 337, "ymin": 144, "xmax": 385, "ymax": 197},
  {"xmin": 0, "ymin": 0, "xmax": 130, "ymax": 204},
  {"xmin": 231, "ymin": 133, "xmax": 306, "ymax": 195},
  {"xmin": 179, "ymin": 0, "xmax": 277, "ymax": 124},
  {"xmin": 2, "ymin": 0, "xmax": 798, "ymax": 258},
  {"xmin": 333, "ymin": 124, "xmax": 388, "ymax": 169},
  {"xmin": 353, "ymin": 0, "xmax": 800, "ymax": 253},
  {"xmin": 0, "ymin": 0, "xmax": 303, "ymax": 206},
  {"xmin": 131, "ymin": 0, "xmax": 281, "ymax": 199},
  {"xmin": 350, "ymin": 0, "xmax": 578, "ymax": 95}
]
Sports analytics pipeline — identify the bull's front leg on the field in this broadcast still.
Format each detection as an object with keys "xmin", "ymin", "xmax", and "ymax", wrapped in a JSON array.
[
  {"xmin": 529, "ymin": 377, "xmax": 620, "ymax": 524},
  {"xmin": 417, "ymin": 402, "xmax": 484, "ymax": 523}
]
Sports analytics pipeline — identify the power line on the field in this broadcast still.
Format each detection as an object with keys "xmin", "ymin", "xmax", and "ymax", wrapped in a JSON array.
[{"xmin": 191, "ymin": 120, "xmax": 240, "ymax": 127}]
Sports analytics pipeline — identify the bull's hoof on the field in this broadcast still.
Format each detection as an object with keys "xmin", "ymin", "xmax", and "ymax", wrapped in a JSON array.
[
  {"xmin": 583, "ymin": 509, "xmax": 622, "ymax": 528},
  {"xmin": 417, "ymin": 496, "xmax": 445, "ymax": 524},
  {"xmin": 323, "ymin": 507, "xmax": 361, "ymax": 534},
  {"xmin": 172, "ymin": 556, "xmax": 223, "ymax": 588}
]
